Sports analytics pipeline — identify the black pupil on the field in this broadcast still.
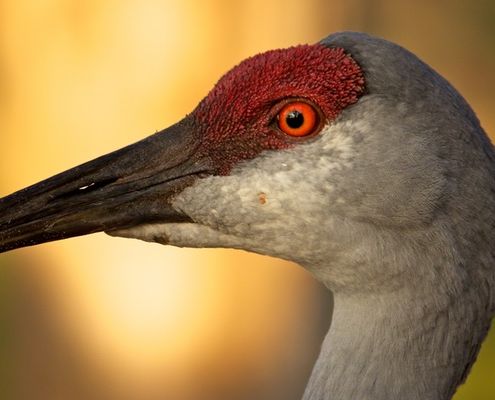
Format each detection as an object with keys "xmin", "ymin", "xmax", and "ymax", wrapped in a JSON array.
[{"xmin": 286, "ymin": 110, "xmax": 304, "ymax": 129}]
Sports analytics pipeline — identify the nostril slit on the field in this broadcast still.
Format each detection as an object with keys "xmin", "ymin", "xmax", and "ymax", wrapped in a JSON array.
[
  {"xmin": 54, "ymin": 177, "xmax": 118, "ymax": 200},
  {"xmin": 78, "ymin": 182, "xmax": 96, "ymax": 191}
]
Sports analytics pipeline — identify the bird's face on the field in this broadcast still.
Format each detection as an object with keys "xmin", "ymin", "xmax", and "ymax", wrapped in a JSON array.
[
  {"xmin": 147, "ymin": 44, "xmax": 369, "ymax": 265},
  {"xmin": 1, "ymin": 33, "xmax": 491, "ymax": 292}
]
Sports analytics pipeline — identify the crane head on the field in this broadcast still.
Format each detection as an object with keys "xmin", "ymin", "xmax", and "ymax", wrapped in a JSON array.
[{"xmin": 0, "ymin": 32, "xmax": 493, "ymax": 293}]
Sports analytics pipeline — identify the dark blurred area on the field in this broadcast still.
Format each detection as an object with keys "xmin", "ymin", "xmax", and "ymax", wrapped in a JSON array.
[{"xmin": 0, "ymin": 1, "xmax": 494, "ymax": 399}]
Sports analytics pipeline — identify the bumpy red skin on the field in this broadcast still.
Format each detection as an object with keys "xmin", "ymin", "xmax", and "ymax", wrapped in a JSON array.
[{"xmin": 192, "ymin": 44, "xmax": 366, "ymax": 175}]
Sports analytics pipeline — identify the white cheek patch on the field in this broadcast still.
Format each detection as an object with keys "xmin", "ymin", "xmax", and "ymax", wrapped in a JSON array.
[
  {"xmin": 319, "ymin": 123, "xmax": 356, "ymax": 165},
  {"xmin": 166, "ymin": 119, "xmax": 362, "ymax": 261}
]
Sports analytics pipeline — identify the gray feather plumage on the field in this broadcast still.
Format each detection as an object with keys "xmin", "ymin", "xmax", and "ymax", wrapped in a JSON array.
[{"xmin": 115, "ymin": 32, "xmax": 495, "ymax": 399}]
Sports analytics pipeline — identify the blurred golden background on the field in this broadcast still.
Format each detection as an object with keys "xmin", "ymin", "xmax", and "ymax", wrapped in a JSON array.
[{"xmin": 0, "ymin": 1, "xmax": 494, "ymax": 399}]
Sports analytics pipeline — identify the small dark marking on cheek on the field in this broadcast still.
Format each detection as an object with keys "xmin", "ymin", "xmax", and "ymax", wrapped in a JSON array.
[
  {"xmin": 153, "ymin": 234, "xmax": 169, "ymax": 245},
  {"xmin": 258, "ymin": 192, "xmax": 267, "ymax": 205}
]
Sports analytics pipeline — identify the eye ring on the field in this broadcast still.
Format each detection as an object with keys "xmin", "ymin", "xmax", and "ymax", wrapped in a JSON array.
[{"xmin": 276, "ymin": 101, "xmax": 321, "ymax": 137}]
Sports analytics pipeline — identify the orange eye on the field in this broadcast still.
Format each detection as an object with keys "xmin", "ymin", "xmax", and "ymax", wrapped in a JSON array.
[{"xmin": 277, "ymin": 101, "xmax": 319, "ymax": 137}]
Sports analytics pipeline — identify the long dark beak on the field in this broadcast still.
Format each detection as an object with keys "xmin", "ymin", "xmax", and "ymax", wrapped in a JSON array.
[{"xmin": 0, "ymin": 117, "xmax": 210, "ymax": 253}]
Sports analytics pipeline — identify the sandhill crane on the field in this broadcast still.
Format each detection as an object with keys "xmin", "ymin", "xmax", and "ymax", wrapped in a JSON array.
[{"xmin": 0, "ymin": 32, "xmax": 494, "ymax": 400}]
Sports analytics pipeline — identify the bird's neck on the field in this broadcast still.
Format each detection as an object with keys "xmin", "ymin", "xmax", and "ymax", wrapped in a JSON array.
[{"xmin": 302, "ymin": 285, "xmax": 488, "ymax": 400}]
